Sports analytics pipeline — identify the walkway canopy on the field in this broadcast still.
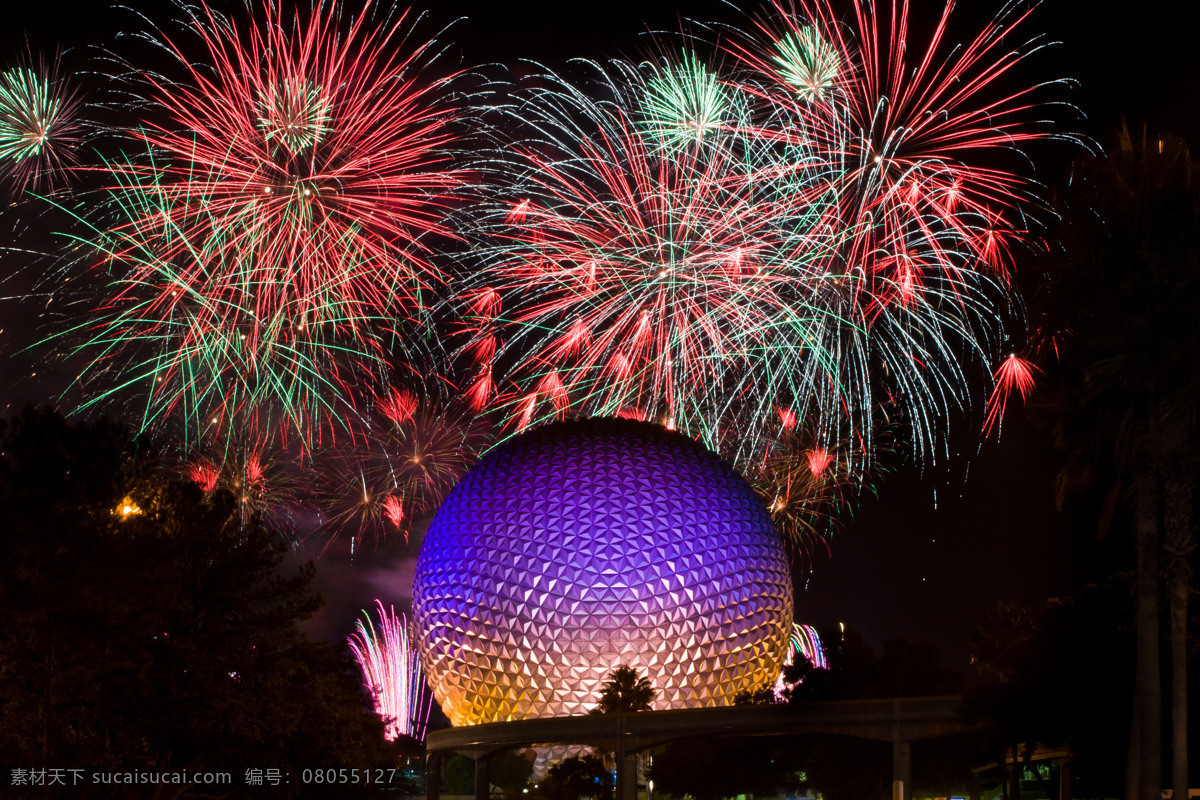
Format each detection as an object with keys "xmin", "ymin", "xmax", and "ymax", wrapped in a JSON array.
[{"xmin": 426, "ymin": 696, "xmax": 978, "ymax": 800}]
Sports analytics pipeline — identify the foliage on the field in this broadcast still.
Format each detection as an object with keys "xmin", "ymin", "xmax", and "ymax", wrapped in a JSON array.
[
  {"xmin": 532, "ymin": 753, "xmax": 613, "ymax": 800},
  {"xmin": 437, "ymin": 753, "xmax": 477, "ymax": 796},
  {"xmin": 1023, "ymin": 125, "xmax": 1200, "ymax": 514},
  {"xmin": 591, "ymin": 664, "xmax": 655, "ymax": 714},
  {"xmin": 651, "ymin": 734, "xmax": 897, "ymax": 800},
  {"xmin": 788, "ymin": 628, "xmax": 961, "ymax": 702},
  {"xmin": 0, "ymin": 408, "xmax": 398, "ymax": 797},
  {"xmin": 488, "ymin": 749, "xmax": 535, "ymax": 800},
  {"xmin": 963, "ymin": 584, "xmax": 1136, "ymax": 798},
  {"xmin": 737, "ymin": 627, "xmax": 961, "ymax": 706},
  {"xmin": 1019, "ymin": 125, "xmax": 1200, "ymax": 799},
  {"xmin": 651, "ymin": 737, "xmax": 794, "ymax": 800}
]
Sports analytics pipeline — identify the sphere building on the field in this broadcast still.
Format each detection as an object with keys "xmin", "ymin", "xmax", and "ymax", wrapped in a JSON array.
[{"xmin": 411, "ymin": 418, "xmax": 793, "ymax": 726}]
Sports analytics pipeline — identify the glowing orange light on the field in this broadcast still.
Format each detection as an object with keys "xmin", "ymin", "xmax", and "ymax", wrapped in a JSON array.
[{"xmin": 117, "ymin": 497, "xmax": 142, "ymax": 518}]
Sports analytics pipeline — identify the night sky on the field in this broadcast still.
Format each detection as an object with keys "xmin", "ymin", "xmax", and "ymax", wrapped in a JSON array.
[{"xmin": 2, "ymin": 0, "xmax": 1198, "ymax": 672}]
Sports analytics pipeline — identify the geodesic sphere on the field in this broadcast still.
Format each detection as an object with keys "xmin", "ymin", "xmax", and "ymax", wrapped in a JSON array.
[{"xmin": 411, "ymin": 418, "xmax": 793, "ymax": 726}]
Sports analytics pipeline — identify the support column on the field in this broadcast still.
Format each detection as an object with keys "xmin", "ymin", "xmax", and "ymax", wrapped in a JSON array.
[
  {"xmin": 892, "ymin": 740, "xmax": 911, "ymax": 800},
  {"xmin": 1058, "ymin": 758, "xmax": 1072, "ymax": 800},
  {"xmin": 616, "ymin": 712, "xmax": 637, "ymax": 800},
  {"xmin": 616, "ymin": 747, "xmax": 638, "ymax": 800},
  {"xmin": 426, "ymin": 751, "xmax": 440, "ymax": 800},
  {"xmin": 474, "ymin": 754, "xmax": 489, "ymax": 800}
]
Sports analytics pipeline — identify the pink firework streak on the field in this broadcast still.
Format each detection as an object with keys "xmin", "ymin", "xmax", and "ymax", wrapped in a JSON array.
[
  {"xmin": 713, "ymin": 0, "xmax": 1067, "ymax": 466},
  {"xmin": 127, "ymin": 0, "xmax": 465, "ymax": 352},
  {"xmin": 773, "ymin": 623, "xmax": 828, "ymax": 700},
  {"xmin": 460, "ymin": 62, "xmax": 848, "ymax": 459},
  {"xmin": 730, "ymin": 0, "xmax": 1059, "ymax": 303},
  {"xmin": 348, "ymin": 600, "xmax": 433, "ymax": 741},
  {"xmin": 983, "ymin": 353, "xmax": 1037, "ymax": 435}
]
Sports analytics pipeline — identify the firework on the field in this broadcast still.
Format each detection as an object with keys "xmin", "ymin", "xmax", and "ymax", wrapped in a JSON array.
[
  {"xmin": 773, "ymin": 623, "xmax": 828, "ymax": 701},
  {"xmin": 179, "ymin": 422, "xmax": 309, "ymax": 536},
  {"xmin": 639, "ymin": 51, "xmax": 741, "ymax": 151},
  {"xmin": 462, "ymin": 0, "xmax": 1061, "ymax": 476},
  {"xmin": 385, "ymin": 394, "xmax": 493, "ymax": 513},
  {"xmin": 752, "ymin": 422, "xmax": 853, "ymax": 550},
  {"xmin": 459, "ymin": 59, "xmax": 851, "ymax": 466},
  {"xmin": 348, "ymin": 600, "xmax": 434, "ymax": 742},
  {"xmin": 0, "ymin": 56, "xmax": 82, "ymax": 193},
  {"xmin": 723, "ymin": 0, "xmax": 1065, "ymax": 462},
  {"xmin": 131, "ymin": 0, "xmax": 466, "ymax": 326},
  {"xmin": 314, "ymin": 385, "xmax": 493, "ymax": 549},
  {"xmin": 314, "ymin": 440, "xmax": 405, "ymax": 551},
  {"xmin": 982, "ymin": 353, "xmax": 1037, "ymax": 436},
  {"xmin": 63, "ymin": 0, "xmax": 467, "ymax": 443},
  {"xmin": 730, "ymin": 0, "xmax": 1057, "ymax": 269},
  {"xmin": 57, "ymin": 160, "xmax": 385, "ymax": 445},
  {"xmin": 770, "ymin": 27, "xmax": 840, "ymax": 103}
]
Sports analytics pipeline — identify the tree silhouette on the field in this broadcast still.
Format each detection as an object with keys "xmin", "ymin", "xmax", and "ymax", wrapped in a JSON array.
[
  {"xmin": 964, "ymin": 588, "xmax": 1135, "ymax": 799},
  {"xmin": 533, "ymin": 753, "xmax": 613, "ymax": 800},
  {"xmin": 1022, "ymin": 125, "xmax": 1200, "ymax": 800},
  {"xmin": 592, "ymin": 664, "xmax": 655, "ymax": 714},
  {"xmin": 0, "ymin": 408, "xmax": 397, "ymax": 796}
]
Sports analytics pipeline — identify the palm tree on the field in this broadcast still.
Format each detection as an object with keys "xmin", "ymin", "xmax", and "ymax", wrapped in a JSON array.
[
  {"xmin": 592, "ymin": 665, "xmax": 656, "ymax": 714},
  {"xmin": 1022, "ymin": 125, "xmax": 1200, "ymax": 800}
]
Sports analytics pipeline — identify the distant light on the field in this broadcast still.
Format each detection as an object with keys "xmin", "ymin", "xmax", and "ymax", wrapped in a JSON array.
[{"xmin": 117, "ymin": 497, "xmax": 142, "ymax": 518}]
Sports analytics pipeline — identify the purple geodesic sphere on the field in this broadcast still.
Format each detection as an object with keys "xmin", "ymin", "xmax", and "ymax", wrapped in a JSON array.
[{"xmin": 411, "ymin": 418, "xmax": 793, "ymax": 726}]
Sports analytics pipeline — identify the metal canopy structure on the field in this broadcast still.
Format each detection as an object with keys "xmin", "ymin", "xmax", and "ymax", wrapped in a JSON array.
[{"xmin": 426, "ymin": 695, "xmax": 981, "ymax": 800}]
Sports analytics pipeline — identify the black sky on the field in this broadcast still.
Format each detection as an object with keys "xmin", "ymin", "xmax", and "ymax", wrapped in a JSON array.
[{"xmin": 2, "ymin": 0, "xmax": 1198, "ymax": 670}]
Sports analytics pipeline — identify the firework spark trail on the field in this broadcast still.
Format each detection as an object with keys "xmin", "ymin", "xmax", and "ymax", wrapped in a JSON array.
[
  {"xmin": 348, "ymin": 600, "xmax": 434, "ymax": 742},
  {"xmin": 459, "ymin": 28, "xmax": 1039, "ymax": 483},
  {"xmin": 315, "ymin": 385, "xmax": 493, "ymax": 549},
  {"xmin": 178, "ymin": 421, "xmax": 311, "ymax": 538},
  {"xmin": 459, "ymin": 59, "xmax": 853, "ymax": 467},
  {"xmin": 731, "ymin": 0, "xmax": 1056, "ymax": 267},
  {"xmin": 133, "ymin": 0, "xmax": 467, "ymax": 330},
  {"xmin": 754, "ymin": 423, "xmax": 861, "ymax": 553},
  {"xmin": 773, "ymin": 623, "xmax": 828, "ymax": 701},
  {"xmin": 0, "ymin": 56, "xmax": 82, "ymax": 193},
  {"xmin": 54, "ymin": 159, "xmax": 385, "ymax": 445},
  {"xmin": 982, "ymin": 353, "xmax": 1037, "ymax": 436},
  {"xmin": 726, "ymin": 0, "xmax": 1069, "ymax": 448},
  {"xmin": 792, "ymin": 623, "xmax": 828, "ymax": 670},
  {"xmin": 60, "ymin": 0, "xmax": 469, "ymax": 445}
]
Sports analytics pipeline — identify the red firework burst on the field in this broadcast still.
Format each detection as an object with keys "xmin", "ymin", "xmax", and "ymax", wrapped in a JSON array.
[
  {"xmin": 130, "ymin": 0, "xmax": 465, "ymax": 342},
  {"xmin": 177, "ymin": 424, "xmax": 309, "ymax": 537},
  {"xmin": 728, "ymin": 0, "xmax": 1062, "ymax": 306},
  {"xmin": 313, "ymin": 383, "xmax": 495, "ymax": 549},
  {"xmin": 983, "ymin": 353, "xmax": 1038, "ymax": 435},
  {"xmin": 459, "ymin": 62, "xmax": 847, "ymax": 455}
]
